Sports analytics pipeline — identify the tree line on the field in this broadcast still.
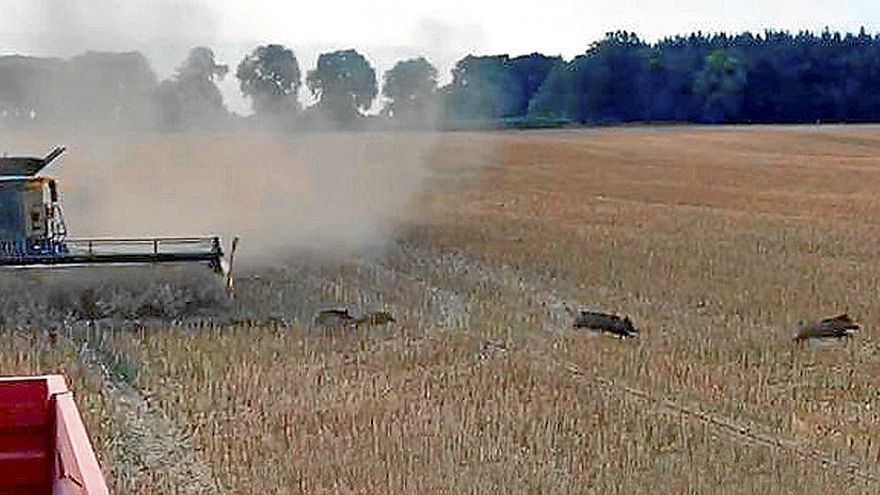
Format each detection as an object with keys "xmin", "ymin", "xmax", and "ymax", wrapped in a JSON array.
[
  {"xmin": 2, "ymin": 28, "xmax": 880, "ymax": 130},
  {"xmin": 529, "ymin": 29, "xmax": 880, "ymax": 124}
]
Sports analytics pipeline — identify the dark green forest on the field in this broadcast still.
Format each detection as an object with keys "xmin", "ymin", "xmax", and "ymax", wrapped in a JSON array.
[{"xmin": 2, "ymin": 29, "xmax": 880, "ymax": 129}]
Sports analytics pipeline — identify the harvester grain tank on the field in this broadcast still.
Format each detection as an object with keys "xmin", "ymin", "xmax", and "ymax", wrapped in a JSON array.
[{"xmin": 0, "ymin": 147, "xmax": 235, "ymax": 280}]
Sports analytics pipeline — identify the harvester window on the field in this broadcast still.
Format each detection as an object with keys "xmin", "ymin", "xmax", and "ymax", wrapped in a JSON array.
[{"xmin": 0, "ymin": 187, "xmax": 21, "ymax": 238}]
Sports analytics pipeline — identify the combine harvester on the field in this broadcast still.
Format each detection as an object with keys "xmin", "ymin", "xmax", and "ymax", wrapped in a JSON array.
[
  {"xmin": 0, "ymin": 148, "xmax": 233, "ymax": 494},
  {"xmin": 0, "ymin": 147, "xmax": 235, "ymax": 287},
  {"xmin": 0, "ymin": 375, "xmax": 108, "ymax": 494}
]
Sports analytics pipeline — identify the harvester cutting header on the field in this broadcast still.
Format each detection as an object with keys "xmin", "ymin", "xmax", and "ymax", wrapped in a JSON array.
[{"xmin": 0, "ymin": 147, "xmax": 235, "ymax": 283}]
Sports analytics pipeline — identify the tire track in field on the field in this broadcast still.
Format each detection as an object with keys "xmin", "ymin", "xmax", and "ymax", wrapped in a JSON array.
[
  {"xmin": 70, "ymin": 327, "xmax": 228, "ymax": 495},
  {"xmin": 383, "ymin": 241, "xmax": 880, "ymax": 486},
  {"xmin": 533, "ymin": 353, "xmax": 880, "ymax": 485},
  {"xmin": 217, "ymin": 239, "xmax": 880, "ymax": 484}
]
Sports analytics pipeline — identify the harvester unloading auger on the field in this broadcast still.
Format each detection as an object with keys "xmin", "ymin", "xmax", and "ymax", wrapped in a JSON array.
[{"xmin": 0, "ymin": 147, "xmax": 238, "ymax": 292}]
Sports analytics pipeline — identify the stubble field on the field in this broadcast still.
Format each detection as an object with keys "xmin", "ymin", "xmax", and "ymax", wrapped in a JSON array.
[{"xmin": 3, "ymin": 126, "xmax": 880, "ymax": 493}]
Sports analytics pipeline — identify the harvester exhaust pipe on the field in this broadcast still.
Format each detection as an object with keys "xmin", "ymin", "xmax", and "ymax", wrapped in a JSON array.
[{"xmin": 43, "ymin": 146, "xmax": 66, "ymax": 166}]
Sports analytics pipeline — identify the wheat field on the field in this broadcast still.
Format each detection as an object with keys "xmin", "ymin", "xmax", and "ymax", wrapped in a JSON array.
[{"xmin": 3, "ymin": 125, "xmax": 880, "ymax": 493}]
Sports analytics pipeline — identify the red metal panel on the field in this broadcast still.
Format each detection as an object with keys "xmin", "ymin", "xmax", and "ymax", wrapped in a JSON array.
[
  {"xmin": 0, "ymin": 375, "xmax": 109, "ymax": 495},
  {"xmin": 0, "ymin": 431, "xmax": 45, "ymax": 454},
  {"xmin": 0, "ymin": 449, "xmax": 49, "ymax": 488},
  {"xmin": 0, "ymin": 378, "xmax": 52, "ymax": 493},
  {"xmin": 52, "ymin": 392, "xmax": 109, "ymax": 495},
  {"xmin": 0, "ymin": 487, "xmax": 51, "ymax": 495},
  {"xmin": 0, "ymin": 380, "xmax": 49, "ymax": 427}
]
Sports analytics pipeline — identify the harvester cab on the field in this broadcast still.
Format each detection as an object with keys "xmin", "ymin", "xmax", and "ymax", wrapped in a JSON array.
[
  {"xmin": 0, "ymin": 147, "xmax": 237, "ymax": 289},
  {"xmin": 0, "ymin": 147, "xmax": 68, "ymax": 256}
]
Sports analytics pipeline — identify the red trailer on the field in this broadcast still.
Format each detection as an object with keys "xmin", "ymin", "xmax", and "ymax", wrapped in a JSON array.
[{"xmin": 0, "ymin": 375, "xmax": 109, "ymax": 495}]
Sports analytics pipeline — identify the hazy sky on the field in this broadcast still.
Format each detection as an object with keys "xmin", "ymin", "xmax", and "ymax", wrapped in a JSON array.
[{"xmin": 1, "ymin": 0, "xmax": 878, "ymax": 113}]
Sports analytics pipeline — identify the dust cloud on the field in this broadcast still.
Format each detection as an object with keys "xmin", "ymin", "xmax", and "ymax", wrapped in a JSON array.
[
  {"xmin": 0, "ymin": 1, "xmax": 457, "ymax": 268},
  {"xmin": 0, "ymin": 129, "xmax": 452, "ymax": 326},
  {"xmin": 0, "ymin": 2, "xmax": 505, "ymax": 328},
  {"xmin": 0, "ymin": 130, "xmax": 441, "ymax": 267}
]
